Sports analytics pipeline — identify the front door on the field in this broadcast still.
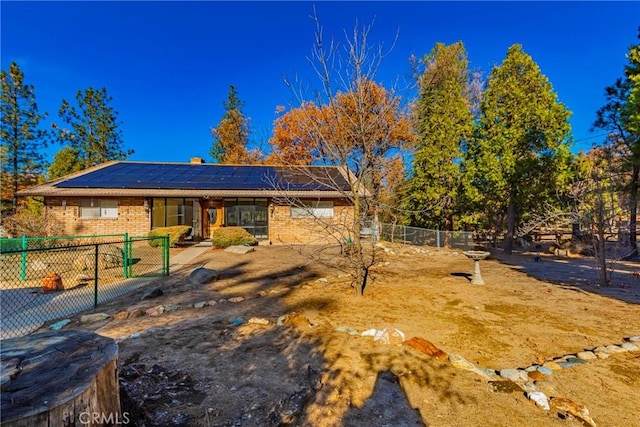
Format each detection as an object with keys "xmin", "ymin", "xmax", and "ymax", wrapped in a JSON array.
[{"xmin": 192, "ymin": 200, "xmax": 202, "ymax": 239}]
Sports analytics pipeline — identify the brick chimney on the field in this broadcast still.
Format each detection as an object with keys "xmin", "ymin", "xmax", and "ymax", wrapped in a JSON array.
[{"xmin": 190, "ymin": 157, "xmax": 205, "ymax": 164}]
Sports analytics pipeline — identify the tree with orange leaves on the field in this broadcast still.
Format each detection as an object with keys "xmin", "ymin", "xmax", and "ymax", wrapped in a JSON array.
[
  {"xmin": 211, "ymin": 85, "xmax": 261, "ymax": 164},
  {"xmin": 271, "ymin": 11, "xmax": 415, "ymax": 296},
  {"xmin": 267, "ymin": 101, "xmax": 324, "ymax": 165}
]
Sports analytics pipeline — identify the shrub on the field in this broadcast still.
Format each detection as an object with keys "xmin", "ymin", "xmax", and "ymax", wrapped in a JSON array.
[
  {"xmin": 148, "ymin": 225, "xmax": 192, "ymax": 247},
  {"xmin": 1, "ymin": 207, "xmax": 64, "ymax": 238},
  {"xmin": 210, "ymin": 227, "xmax": 257, "ymax": 248}
]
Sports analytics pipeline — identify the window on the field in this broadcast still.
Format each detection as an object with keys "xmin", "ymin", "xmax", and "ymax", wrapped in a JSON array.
[
  {"xmin": 223, "ymin": 198, "xmax": 268, "ymax": 239},
  {"xmin": 79, "ymin": 199, "xmax": 118, "ymax": 218},
  {"xmin": 290, "ymin": 200, "xmax": 334, "ymax": 218},
  {"xmin": 151, "ymin": 198, "xmax": 197, "ymax": 230}
]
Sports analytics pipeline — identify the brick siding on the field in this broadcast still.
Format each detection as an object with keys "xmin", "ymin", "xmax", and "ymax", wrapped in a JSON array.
[
  {"xmin": 44, "ymin": 197, "xmax": 150, "ymax": 236},
  {"xmin": 268, "ymin": 199, "xmax": 354, "ymax": 244},
  {"xmin": 44, "ymin": 196, "xmax": 355, "ymax": 243}
]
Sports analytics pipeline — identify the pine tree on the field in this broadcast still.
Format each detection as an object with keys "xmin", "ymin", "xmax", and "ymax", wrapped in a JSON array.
[
  {"xmin": 47, "ymin": 146, "xmax": 83, "ymax": 179},
  {"xmin": 404, "ymin": 42, "xmax": 476, "ymax": 230},
  {"xmin": 211, "ymin": 85, "xmax": 253, "ymax": 164},
  {"xmin": 468, "ymin": 44, "xmax": 572, "ymax": 254},
  {"xmin": 54, "ymin": 87, "xmax": 132, "ymax": 169},
  {"xmin": 0, "ymin": 62, "xmax": 49, "ymax": 213},
  {"xmin": 593, "ymin": 30, "xmax": 640, "ymax": 258}
]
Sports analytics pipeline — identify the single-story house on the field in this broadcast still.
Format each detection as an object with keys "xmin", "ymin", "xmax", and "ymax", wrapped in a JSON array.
[{"xmin": 17, "ymin": 158, "xmax": 359, "ymax": 244}]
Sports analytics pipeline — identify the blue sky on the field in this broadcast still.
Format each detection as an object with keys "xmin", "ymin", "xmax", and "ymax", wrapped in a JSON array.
[{"xmin": 2, "ymin": 1, "xmax": 639, "ymax": 163}]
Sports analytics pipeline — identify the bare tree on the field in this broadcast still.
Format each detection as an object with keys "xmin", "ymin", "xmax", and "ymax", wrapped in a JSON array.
[
  {"xmin": 516, "ymin": 147, "xmax": 626, "ymax": 287},
  {"xmin": 270, "ymin": 12, "xmax": 415, "ymax": 296}
]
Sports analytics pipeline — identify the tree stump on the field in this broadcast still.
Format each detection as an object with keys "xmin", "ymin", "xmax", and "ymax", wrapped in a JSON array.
[{"xmin": 1, "ymin": 330, "xmax": 121, "ymax": 426}]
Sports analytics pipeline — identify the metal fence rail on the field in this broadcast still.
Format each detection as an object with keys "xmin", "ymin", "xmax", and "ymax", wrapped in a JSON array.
[
  {"xmin": 0, "ymin": 236, "xmax": 169, "ymax": 339},
  {"xmin": 376, "ymin": 223, "xmax": 474, "ymax": 250}
]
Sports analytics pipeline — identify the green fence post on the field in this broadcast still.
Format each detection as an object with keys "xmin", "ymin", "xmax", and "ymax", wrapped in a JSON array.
[
  {"xmin": 94, "ymin": 244, "xmax": 99, "ymax": 308},
  {"xmin": 123, "ymin": 233, "xmax": 129, "ymax": 278},
  {"xmin": 128, "ymin": 237, "xmax": 134, "ymax": 278},
  {"xmin": 164, "ymin": 234, "xmax": 170, "ymax": 275},
  {"xmin": 20, "ymin": 235, "xmax": 27, "ymax": 282}
]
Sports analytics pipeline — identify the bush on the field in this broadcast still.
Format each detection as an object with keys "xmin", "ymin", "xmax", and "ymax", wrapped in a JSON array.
[
  {"xmin": 210, "ymin": 227, "xmax": 257, "ymax": 248},
  {"xmin": 1, "ymin": 207, "xmax": 64, "ymax": 238},
  {"xmin": 148, "ymin": 225, "xmax": 192, "ymax": 247}
]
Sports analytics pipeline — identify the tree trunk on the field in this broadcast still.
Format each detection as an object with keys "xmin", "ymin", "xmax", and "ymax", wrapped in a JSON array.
[
  {"xmin": 504, "ymin": 197, "xmax": 517, "ymax": 255},
  {"xmin": 593, "ymin": 192, "xmax": 610, "ymax": 287},
  {"xmin": 625, "ymin": 164, "xmax": 639, "ymax": 259},
  {"xmin": 1, "ymin": 330, "xmax": 121, "ymax": 427}
]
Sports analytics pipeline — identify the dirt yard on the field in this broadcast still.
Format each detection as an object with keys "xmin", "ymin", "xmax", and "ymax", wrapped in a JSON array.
[{"xmin": 53, "ymin": 243, "xmax": 640, "ymax": 426}]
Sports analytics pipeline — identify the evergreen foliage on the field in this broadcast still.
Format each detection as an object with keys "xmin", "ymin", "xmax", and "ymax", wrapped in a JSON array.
[
  {"xmin": 0, "ymin": 62, "xmax": 49, "ymax": 213},
  {"xmin": 54, "ymin": 87, "xmax": 132, "ymax": 170},
  {"xmin": 404, "ymin": 42, "xmax": 475, "ymax": 230},
  {"xmin": 593, "ymin": 30, "xmax": 640, "ymax": 258},
  {"xmin": 211, "ymin": 85, "xmax": 255, "ymax": 164},
  {"xmin": 466, "ymin": 44, "xmax": 572, "ymax": 253}
]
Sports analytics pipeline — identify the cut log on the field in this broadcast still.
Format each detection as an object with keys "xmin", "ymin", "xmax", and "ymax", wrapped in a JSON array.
[{"xmin": 1, "ymin": 330, "xmax": 121, "ymax": 426}]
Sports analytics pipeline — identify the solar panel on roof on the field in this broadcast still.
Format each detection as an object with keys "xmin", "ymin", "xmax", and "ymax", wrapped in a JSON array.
[{"xmin": 54, "ymin": 162, "xmax": 348, "ymax": 191}]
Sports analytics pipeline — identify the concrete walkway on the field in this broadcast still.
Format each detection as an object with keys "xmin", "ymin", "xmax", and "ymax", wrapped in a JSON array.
[
  {"xmin": 170, "ymin": 242, "xmax": 212, "ymax": 270},
  {"xmin": 1, "ymin": 243, "xmax": 213, "ymax": 339}
]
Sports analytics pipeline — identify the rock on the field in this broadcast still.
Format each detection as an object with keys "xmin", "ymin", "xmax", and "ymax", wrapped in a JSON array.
[
  {"xmin": 542, "ymin": 361, "xmax": 563, "ymax": 371},
  {"xmin": 145, "ymin": 305, "xmax": 165, "ymax": 317},
  {"xmin": 335, "ymin": 326, "xmax": 360, "ymax": 336},
  {"xmin": 128, "ymin": 308, "xmax": 146, "ymax": 318},
  {"xmin": 228, "ymin": 296, "xmax": 245, "ymax": 303},
  {"xmin": 188, "ymin": 267, "xmax": 219, "ymax": 285},
  {"xmin": 224, "ymin": 245, "xmax": 255, "ymax": 254},
  {"xmin": 164, "ymin": 304, "xmax": 180, "ymax": 312},
  {"xmin": 499, "ymin": 368, "xmax": 529, "ymax": 383},
  {"xmin": 474, "ymin": 367, "xmax": 500, "ymax": 380},
  {"xmin": 558, "ymin": 358, "xmax": 587, "ymax": 368},
  {"xmin": 593, "ymin": 345, "xmax": 625, "ymax": 358},
  {"xmin": 207, "ymin": 300, "xmax": 218, "ymax": 306},
  {"xmin": 361, "ymin": 328, "xmax": 405, "ymax": 345},
  {"xmin": 114, "ymin": 311, "xmax": 130, "ymax": 320},
  {"xmin": 141, "ymin": 288, "xmax": 163, "ymax": 300},
  {"xmin": 527, "ymin": 391, "xmax": 550, "ymax": 411},
  {"xmin": 621, "ymin": 342, "xmax": 639, "ymax": 351},
  {"xmin": 627, "ymin": 335, "xmax": 640, "ymax": 342},
  {"xmin": 536, "ymin": 366, "xmax": 553, "ymax": 376},
  {"xmin": 527, "ymin": 370, "xmax": 546, "ymax": 381},
  {"xmin": 80, "ymin": 313, "xmax": 110, "ymax": 323},
  {"xmin": 404, "ymin": 337, "xmax": 448, "ymax": 360},
  {"xmin": 604, "ymin": 344, "xmax": 627, "ymax": 353},
  {"xmin": 488, "ymin": 380, "xmax": 522, "ymax": 394},
  {"xmin": 577, "ymin": 351, "xmax": 597, "ymax": 360},
  {"xmin": 315, "ymin": 278, "xmax": 329, "ymax": 283},
  {"xmin": 193, "ymin": 302, "xmax": 208, "ymax": 308},
  {"xmin": 550, "ymin": 397, "xmax": 597, "ymax": 427},
  {"xmin": 49, "ymin": 319, "xmax": 72, "ymax": 330},
  {"xmin": 229, "ymin": 317, "xmax": 244, "ymax": 326},
  {"xmin": 449, "ymin": 353, "xmax": 477, "ymax": 371},
  {"xmin": 248, "ymin": 317, "xmax": 270, "ymax": 325}
]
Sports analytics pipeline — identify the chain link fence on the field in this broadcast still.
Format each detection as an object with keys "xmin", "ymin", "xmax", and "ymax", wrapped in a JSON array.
[
  {"xmin": 375, "ymin": 223, "xmax": 474, "ymax": 251},
  {"xmin": 0, "ymin": 235, "xmax": 169, "ymax": 339}
]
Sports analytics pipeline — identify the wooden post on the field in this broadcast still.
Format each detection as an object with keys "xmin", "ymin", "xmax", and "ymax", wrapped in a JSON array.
[{"xmin": 1, "ymin": 330, "xmax": 121, "ymax": 426}]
